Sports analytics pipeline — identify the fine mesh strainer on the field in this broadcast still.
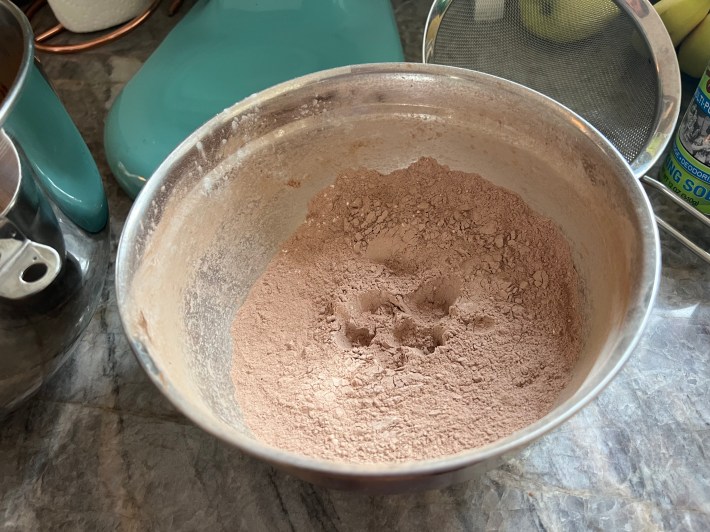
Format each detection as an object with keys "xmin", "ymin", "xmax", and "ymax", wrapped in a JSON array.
[{"xmin": 424, "ymin": 0, "xmax": 710, "ymax": 263}]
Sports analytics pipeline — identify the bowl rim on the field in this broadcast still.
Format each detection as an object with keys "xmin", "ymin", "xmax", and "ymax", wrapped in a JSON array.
[{"xmin": 116, "ymin": 62, "xmax": 660, "ymax": 480}]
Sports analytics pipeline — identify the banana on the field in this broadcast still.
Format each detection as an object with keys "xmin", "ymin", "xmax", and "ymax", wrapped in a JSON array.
[
  {"xmin": 654, "ymin": 0, "xmax": 710, "ymax": 47},
  {"xmin": 519, "ymin": 0, "xmax": 619, "ymax": 44},
  {"xmin": 679, "ymin": 14, "xmax": 710, "ymax": 78}
]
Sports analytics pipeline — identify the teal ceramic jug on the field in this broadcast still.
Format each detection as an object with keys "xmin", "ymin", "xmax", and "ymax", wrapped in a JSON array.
[{"xmin": 105, "ymin": 0, "xmax": 404, "ymax": 197}]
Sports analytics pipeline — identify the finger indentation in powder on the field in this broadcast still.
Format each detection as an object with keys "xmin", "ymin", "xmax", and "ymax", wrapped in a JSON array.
[{"xmin": 230, "ymin": 157, "xmax": 582, "ymax": 463}]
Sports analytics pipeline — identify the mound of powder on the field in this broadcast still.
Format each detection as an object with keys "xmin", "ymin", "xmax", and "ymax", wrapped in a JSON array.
[{"xmin": 230, "ymin": 157, "xmax": 582, "ymax": 463}]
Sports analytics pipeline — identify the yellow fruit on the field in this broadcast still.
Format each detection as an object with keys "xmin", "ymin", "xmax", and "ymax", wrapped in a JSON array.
[
  {"xmin": 678, "ymin": 14, "xmax": 710, "ymax": 78},
  {"xmin": 520, "ymin": 0, "xmax": 620, "ymax": 43},
  {"xmin": 654, "ymin": 0, "xmax": 710, "ymax": 47}
]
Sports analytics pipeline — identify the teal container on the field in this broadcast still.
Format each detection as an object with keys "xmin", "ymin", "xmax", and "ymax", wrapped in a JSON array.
[
  {"xmin": 6, "ymin": 63, "xmax": 108, "ymax": 232},
  {"xmin": 105, "ymin": 0, "xmax": 405, "ymax": 198}
]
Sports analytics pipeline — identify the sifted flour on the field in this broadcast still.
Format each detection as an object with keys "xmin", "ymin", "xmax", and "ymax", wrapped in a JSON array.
[{"xmin": 230, "ymin": 157, "xmax": 582, "ymax": 463}]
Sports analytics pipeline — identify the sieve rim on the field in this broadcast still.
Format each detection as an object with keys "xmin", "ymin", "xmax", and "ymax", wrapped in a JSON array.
[{"xmin": 422, "ymin": 0, "xmax": 681, "ymax": 179}]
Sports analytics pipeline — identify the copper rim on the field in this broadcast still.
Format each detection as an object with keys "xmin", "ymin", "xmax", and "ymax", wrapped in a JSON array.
[{"xmin": 24, "ymin": 0, "xmax": 179, "ymax": 54}]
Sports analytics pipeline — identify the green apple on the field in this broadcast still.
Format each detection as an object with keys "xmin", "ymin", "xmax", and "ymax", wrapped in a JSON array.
[{"xmin": 520, "ymin": 0, "xmax": 620, "ymax": 44}]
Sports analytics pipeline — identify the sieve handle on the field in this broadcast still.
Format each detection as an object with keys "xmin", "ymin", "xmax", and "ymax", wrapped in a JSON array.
[{"xmin": 641, "ymin": 175, "xmax": 710, "ymax": 265}]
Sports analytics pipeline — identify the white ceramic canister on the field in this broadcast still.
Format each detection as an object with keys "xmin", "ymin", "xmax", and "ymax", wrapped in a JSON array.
[{"xmin": 47, "ymin": 0, "xmax": 152, "ymax": 33}]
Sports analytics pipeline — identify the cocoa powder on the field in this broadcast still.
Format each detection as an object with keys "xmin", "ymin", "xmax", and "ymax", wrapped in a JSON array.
[{"xmin": 230, "ymin": 157, "xmax": 582, "ymax": 463}]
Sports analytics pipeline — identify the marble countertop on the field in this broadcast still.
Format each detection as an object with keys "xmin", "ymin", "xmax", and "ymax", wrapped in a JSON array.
[{"xmin": 2, "ymin": 2, "xmax": 709, "ymax": 530}]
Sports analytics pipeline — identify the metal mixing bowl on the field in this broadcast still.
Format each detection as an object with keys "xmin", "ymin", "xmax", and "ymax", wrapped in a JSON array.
[{"xmin": 116, "ymin": 64, "xmax": 659, "ymax": 492}]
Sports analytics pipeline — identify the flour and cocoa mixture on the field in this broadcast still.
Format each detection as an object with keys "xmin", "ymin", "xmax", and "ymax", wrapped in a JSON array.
[{"xmin": 230, "ymin": 157, "xmax": 582, "ymax": 463}]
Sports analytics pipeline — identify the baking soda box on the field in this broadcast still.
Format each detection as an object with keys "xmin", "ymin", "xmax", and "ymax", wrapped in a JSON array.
[{"xmin": 660, "ymin": 63, "xmax": 710, "ymax": 215}]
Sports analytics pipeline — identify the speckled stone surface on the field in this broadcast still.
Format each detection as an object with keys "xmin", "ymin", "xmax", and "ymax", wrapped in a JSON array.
[{"xmin": 1, "ymin": 2, "xmax": 709, "ymax": 530}]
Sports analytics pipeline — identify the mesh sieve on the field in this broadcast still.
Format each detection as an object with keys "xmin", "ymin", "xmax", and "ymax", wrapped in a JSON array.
[
  {"xmin": 423, "ymin": 0, "xmax": 679, "ymax": 178},
  {"xmin": 424, "ymin": 0, "xmax": 710, "ymax": 263}
]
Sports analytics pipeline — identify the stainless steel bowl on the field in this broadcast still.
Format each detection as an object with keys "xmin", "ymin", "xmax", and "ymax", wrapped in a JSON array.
[{"xmin": 116, "ymin": 64, "xmax": 659, "ymax": 492}]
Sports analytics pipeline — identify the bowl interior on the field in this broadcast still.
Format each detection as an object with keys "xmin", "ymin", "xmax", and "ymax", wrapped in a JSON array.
[{"xmin": 117, "ymin": 64, "xmax": 657, "ymax": 476}]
